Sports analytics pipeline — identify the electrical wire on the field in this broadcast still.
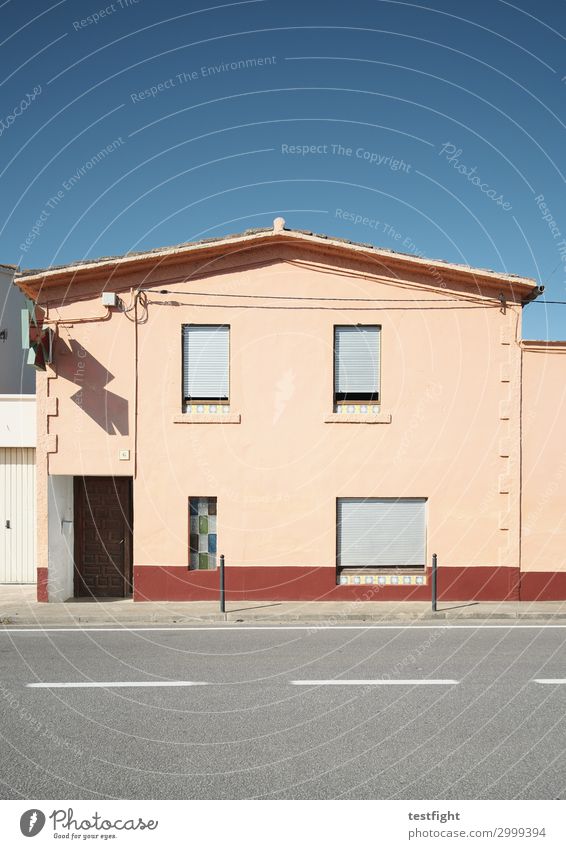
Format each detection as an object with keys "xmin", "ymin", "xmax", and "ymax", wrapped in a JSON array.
[
  {"xmin": 148, "ymin": 298, "xmax": 495, "ymax": 311},
  {"xmin": 156, "ymin": 288, "xmax": 500, "ymax": 304}
]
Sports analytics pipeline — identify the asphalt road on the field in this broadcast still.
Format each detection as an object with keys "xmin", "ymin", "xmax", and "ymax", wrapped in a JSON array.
[{"xmin": 1, "ymin": 623, "xmax": 566, "ymax": 800}]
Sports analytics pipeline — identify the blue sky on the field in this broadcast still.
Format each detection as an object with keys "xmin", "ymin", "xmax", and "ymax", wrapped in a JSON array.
[{"xmin": 1, "ymin": 0, "xmax": 565, "ymax": 338}]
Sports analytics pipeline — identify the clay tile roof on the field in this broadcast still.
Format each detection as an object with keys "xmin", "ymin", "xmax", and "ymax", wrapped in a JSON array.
[{"xmin": 14, "ymin": 218, "xmax": 540, "ymax": 299}]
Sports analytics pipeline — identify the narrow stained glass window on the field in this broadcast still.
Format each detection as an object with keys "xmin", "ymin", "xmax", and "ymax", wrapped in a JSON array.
[{"xmin": 189, "ymin": 497, "xmax": 217, "ymax": 569}]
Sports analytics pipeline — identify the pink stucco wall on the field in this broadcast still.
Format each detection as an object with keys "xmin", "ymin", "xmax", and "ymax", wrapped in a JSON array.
[
  {"xmin": 30, "ymin": 240, "xmax": 529, "ymax": 599},
  {"xmin": 521, "ymin": 343, "xmax": 566, "ymax": 589}
]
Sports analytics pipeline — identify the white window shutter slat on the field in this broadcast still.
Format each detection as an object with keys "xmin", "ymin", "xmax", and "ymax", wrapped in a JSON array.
[
  {"xmin": 183, "ymin": 325, "xmax": 229, "ymax": 399},
  {"xmin": 337, "ymin": 498, "xmax": 426, "ymax": 567},
  {"xmin": 335, "ymin": 326, "xmax": 380, "ymax": 395}
]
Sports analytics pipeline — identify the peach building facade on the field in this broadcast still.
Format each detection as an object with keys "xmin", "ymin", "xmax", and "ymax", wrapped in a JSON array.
[{"xmin": 14, "ymin": 222, "xmax": 566, "ymax": 602}]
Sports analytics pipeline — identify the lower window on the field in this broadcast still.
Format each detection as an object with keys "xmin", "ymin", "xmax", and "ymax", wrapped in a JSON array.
[
  {"xmin": 189, "ymin": 497, "xmax": 217, "ymax": 569},
  {"xmin": 337, "ymin": 497, "xmax": 426, "ymax": 568}
]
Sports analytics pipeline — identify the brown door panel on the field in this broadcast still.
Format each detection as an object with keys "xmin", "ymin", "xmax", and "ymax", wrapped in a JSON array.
[{"xmin": 74, "ymin": 476, "xmax": 133, "ymax": 598}]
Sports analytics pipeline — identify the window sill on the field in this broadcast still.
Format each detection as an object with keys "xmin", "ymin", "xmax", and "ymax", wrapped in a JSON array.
[
  {"xmin": 173, "ymin": 413, "xmax": 241, "ymax": 424},
  {"xmin": 324, "ymin": 412, "xmax": 392, "ymax": 424}
]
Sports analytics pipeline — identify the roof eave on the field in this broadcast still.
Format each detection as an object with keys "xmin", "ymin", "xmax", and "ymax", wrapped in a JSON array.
[{"xmin": 14, "ymin": 229, "xmax": 539, "ymax": 297}]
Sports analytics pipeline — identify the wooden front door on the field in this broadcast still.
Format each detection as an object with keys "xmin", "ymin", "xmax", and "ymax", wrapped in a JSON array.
[{"xmin": 74, "ymin": 476, "xmax": 132, "ymax": 598}]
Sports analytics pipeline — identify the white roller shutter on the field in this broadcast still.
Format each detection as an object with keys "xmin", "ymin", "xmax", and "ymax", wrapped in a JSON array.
[
  {"xmin": 334, "ymin": 325, "xmax": 380, "ymax": 396},
  {"xmin": 183, "ymin": 325, "xmax": 229, "ymax": 400},
  {"xmin": 337, "ymin": 498, "xmax": 426, "ymax": 567},
  {"xmin": 0, "ymin": 447, "xmax": 36, "ymax": 583}
]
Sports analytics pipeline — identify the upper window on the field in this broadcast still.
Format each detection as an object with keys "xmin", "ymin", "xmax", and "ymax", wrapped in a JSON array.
[
  {"xmin": 334, "ymin": 325, "xmax": 381, "ymax": 403},
  {"xmin": 182, "ymin": 325, "xmax": 229, "ymax": 404}
]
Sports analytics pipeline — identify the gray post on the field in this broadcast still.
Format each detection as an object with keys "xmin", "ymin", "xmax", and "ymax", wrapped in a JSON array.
[
  {"xmin": 219, "ymin": 554, "xmax": 225, "ymax": 613},
  {"xmin": 431, "ymin": 552, "xmax": 438, "ymax": 613}
]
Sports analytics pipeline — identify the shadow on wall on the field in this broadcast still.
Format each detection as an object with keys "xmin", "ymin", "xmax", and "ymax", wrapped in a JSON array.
[{"xmin": 56, "ymin": 337, "xmax": 129, "ymax": 435}]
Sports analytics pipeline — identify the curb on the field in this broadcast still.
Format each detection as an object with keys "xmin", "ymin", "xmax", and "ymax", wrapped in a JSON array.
[{"xmin": 2, "ymin": 611, "xmax": 566, "ymax": 626}]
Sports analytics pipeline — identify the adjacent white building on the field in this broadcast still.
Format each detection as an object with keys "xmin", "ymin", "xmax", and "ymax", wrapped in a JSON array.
[{"xmin": 0, "ymin": 264, "xmax": 36, "ymax": 584}]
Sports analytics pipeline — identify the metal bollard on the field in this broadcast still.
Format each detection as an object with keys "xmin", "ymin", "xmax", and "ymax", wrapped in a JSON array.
[
  {"xmin": 431, "ymin": 552, "xmax": 438, "ymax": 613},
  {"xmin": 219, "ymin": 554, "xmax": 225, "ymax": 613}
]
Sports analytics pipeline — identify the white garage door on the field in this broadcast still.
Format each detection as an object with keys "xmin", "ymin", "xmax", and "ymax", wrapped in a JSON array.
[
  {"xmin": 337, "ymin": 497, "xmax": 426, "ymax": 568},
  {"xmin": 0, "ymin": 447, "xmax": 36, "ymax": 583}
]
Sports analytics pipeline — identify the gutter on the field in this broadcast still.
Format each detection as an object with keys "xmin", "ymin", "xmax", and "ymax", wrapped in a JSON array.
[{"xmin": 521, "ymin": 284, "xmax": 544, "ymax": 305}]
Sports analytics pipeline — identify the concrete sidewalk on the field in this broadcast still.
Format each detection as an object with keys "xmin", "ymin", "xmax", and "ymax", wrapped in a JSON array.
[{"xmin": 2, "ymin": 585, "xmax": 566, "ymax": 625}]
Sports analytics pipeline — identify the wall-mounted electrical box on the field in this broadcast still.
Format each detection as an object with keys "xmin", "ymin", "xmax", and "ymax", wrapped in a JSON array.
[{"xmin": 102, "ymin": 292, "xmax": 119, "ymax": 307}]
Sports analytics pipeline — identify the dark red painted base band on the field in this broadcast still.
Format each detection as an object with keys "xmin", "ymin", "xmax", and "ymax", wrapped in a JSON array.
[
  {"xmin": 520, "ymin": 572, "xmax": 566, "ymax": 601},
  {"xmin": 133, "ymin": 565, "xmax": 430, "ymax": 602},
  {"xmin": 438, "ymin": 566, "xmax": 520, "ymax": 602},
  {"xmin": 37, "ymin": 567, "xmax": 48, "ymax": 603},
  {"xmin": 132, "ymin": 565, "xmax": 545, "ymax": 602}
]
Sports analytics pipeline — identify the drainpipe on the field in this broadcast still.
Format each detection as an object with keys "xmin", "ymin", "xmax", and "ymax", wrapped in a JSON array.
[{"xmin": 517, "ymin": 283, "xmax": 544, "ymax": 601}]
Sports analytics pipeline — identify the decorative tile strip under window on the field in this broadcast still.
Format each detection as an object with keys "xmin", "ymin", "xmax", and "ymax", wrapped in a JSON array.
[
  {"xmin": 338, "ymin": 573, "xmax": 427, "ymax": 586},
  {"xmin": 189, "ymin": 497, "xmax": 217, "ymax": 569},
  {"xmin": 184, "ymin": 404, "xmax": 231, "ymax": 414},
  {"xmin": 334, "ymin": 404, "xmax": 382, "ymax": 414}
]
